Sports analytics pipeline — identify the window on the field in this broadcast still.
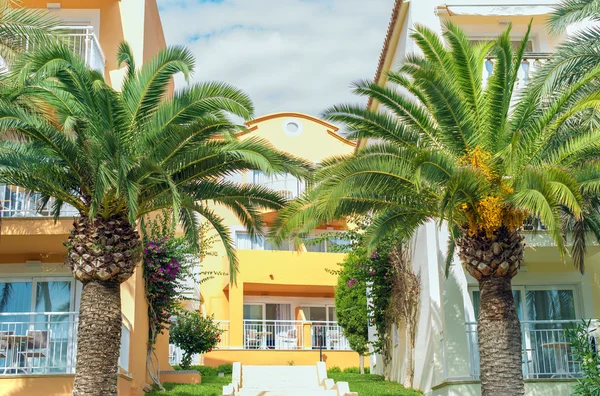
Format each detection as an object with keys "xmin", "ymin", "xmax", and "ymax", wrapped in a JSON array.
[
  {"xmin": 235, "ymin": 232, "xmax": 264, "ymax": 250},
  {"xmin": 0, "ymin": 279, "xmax": 75, "ymax": 316},
  {"xmin": 304, "ymin": 236, "xmax": 351, "ymax": 253},
  {"xmin": 303, "ymin": 305, "xmax": 336, "ymax": 322},
  {"xmin": 282, "ymin": 119, "xmax": 303, "ymax": 136},
  {"xmin": 243, "ymin": 304, "xmax": 292, "ymax": 321},
  {"xmin": 264, "ymin": 239, "xmax": 294, "ymax": 251},
  {"xmin": 0, "ymin": 278, "xmax": 77, "ymax": 373},
  {"xmin": 471, "ymin": 286, "xmax": 578, "ymax": 322},
  {"xmin": 252, "ymin": 171, "xmax": 304, "ymax": 199}
]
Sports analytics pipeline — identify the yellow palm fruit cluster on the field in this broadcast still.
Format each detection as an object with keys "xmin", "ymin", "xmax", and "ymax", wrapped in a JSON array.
[
  {"xmin": 462, "ymin": 197, "xmax": 526, "ymax": 237},
  {"xmin": 460, "ymin": 146, "xmax": 494, "ymax": 181}
]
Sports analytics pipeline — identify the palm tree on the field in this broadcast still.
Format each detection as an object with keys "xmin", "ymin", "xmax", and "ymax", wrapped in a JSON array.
[
  {"xmin": 0, "ymin": 0, "xmax": 59, "ymax": 66},
  {"xmin": 548, "ymin": 0, "xmax": 600, "ymax": 34},
  {"xmin": 272, "ymin": 22, "xmax": 600, "ymax": 396},
  {"xmin": 0, "ymin": 43, "xmax": 309, "ymax": 396}
]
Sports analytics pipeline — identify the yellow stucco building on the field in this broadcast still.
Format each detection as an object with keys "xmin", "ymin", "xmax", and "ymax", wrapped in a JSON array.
[
  {"xmin": 0, "ymin": 1, "xmax": 168, "ymax": 395},
  {"xmin": 164, "ymin": 112, "xmax": 361, "ymax": 370}
]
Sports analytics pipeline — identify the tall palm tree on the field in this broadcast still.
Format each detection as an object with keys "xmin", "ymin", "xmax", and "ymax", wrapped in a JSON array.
[
  {"xmin": 272, "ymin": 23, "xmax": 600, "ymax": 396},
  {"xmin": 0, "ymin": 0, "xmax": 59, "ymax": 66},
  {"xmin": 0, "ymin": 43, "xmax": 309, "ymax": 396}
]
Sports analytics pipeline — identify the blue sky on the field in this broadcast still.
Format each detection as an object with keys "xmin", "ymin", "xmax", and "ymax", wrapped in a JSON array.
[{"xmin": 157, "ymin": 0, "xmax": 394, "ymax": 118}]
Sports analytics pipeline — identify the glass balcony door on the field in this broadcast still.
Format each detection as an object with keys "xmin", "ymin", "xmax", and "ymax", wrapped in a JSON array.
[
  {"xmin": 243, "ymin": 303, "xmax": 292, "ymax": 349},
  {"xmin": 0, "ymin": 278, "xmax": 77, "ymax": 374},
  {"xmin": 469, "ymin": 286, "xmax": 580, "ymax": 378}
]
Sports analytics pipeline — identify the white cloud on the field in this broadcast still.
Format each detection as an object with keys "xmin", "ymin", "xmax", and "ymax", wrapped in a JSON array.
[{"xmin": 157, "ymin": 0, "xmax": 394, "ymax": 118}]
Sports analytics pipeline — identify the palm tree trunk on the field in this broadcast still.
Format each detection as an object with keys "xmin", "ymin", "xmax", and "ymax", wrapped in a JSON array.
[
  {"xmin": 478, "ymin": 275, "xmax": 524, "ymax": 396},
  {"xmin": 457, "ymin": 226, "xmax": 525, "ymax": 396},
  {"xmin": 67, "ymin": 215, "xmax": 140, "ymax": 395},
  {"xmin": 72, "ymin": 280, "xmax": 122, "ymax": 396}
]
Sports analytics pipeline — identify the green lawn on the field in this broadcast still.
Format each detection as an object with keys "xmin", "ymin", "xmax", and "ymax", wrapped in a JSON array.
[
  {"xmin": 330, "ymin": 373, "xmax": 422, "ymax": 396},
  {"xmin": 148, "ymin": 372, "xmax": 421, "ymax": 396},
  {"xmin": 147, "ymin": 376, "xmax": 231, "ymax": 396}
]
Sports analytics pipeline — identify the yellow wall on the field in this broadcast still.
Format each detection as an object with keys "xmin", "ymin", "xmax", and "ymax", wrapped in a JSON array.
[
  {"xmin": 21, "ymin": 0, "xmax": 166, "ymax": 90},
  {"xmin": 204, "ymin": 350, "xmax": 360, "ymax": 369},
  {"xmin": 199, "ymin": 113, "xmax": 355, "ymax": 357},
  {"xmin": 2, "ymin": 1, "xmax": 168, "ymax": 394},
  {"xmin": 0, "ymin": 374, "xmax": 134, "ymax": 396}
]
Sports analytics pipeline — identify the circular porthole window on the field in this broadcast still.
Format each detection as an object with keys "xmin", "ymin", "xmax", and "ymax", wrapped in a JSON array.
[{"xmin": 283, "ymin": 119, "xmax": 303, "ymax": 136}]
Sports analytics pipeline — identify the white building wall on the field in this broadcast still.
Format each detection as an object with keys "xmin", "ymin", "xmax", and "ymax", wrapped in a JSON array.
[{"xmin": 369, "ymin": 1, "xmax": 593, "ymax": 395}]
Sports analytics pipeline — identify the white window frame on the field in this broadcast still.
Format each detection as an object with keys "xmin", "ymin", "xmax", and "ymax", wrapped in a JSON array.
[
  {"xmin": 0, "ymin": 276, "xmax": 78, "ymax": 313},
  {"xmin": 467, "ymin": 284, "xmax": 582, "ymax": 323},
  {"xmin": 301, "ymin": 304, "xmax": 337, "ymax": 322},
  {"xmin": 234, "ymin": 231, "xmax": 265, "ymax": 250}
]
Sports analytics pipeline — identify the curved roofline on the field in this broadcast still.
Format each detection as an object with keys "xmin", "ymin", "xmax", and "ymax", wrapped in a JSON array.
[
  {"xmin": 246, "ymin": 112, "xmax": 339, "ymax": 131},
  {"xmin": 245, "ymin": 112, "xmax": 356, "ymax": 147}
]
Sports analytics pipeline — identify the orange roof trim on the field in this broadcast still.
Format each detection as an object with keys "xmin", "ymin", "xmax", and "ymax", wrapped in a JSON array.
[
  {"xmin": 245, "ymin": 112, "xmax": 356, "ymax": 147},
  {"xmin": 246, "ymin": 112, "xmax": 339, "ymax": 131},
  {"xmin": 367, "ymin": 0, "xmax": 404, "ymax": 109}
]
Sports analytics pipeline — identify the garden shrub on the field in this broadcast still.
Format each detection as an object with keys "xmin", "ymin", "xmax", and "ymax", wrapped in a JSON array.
[
  {"xmin": 217, "ymin": 363, "xmax": 233, "ymax": 375},
  {"xmin": 567, "ymin": 320, "xmax": 600, "ymax": 395},
  {"xmin": 170, "ymin": 311, "xmax": 223, "ymax": 369}
]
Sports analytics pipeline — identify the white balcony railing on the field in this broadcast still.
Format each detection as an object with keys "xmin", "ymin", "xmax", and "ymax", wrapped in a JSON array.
[
  {"xmin": 57, "ymin": 26, "xmax": 106, "ymax": 72},
  {"xmin": 310, "ymin": 321, "xmax": 351, "ymax": 350},
  {"xmin": 0, "ymin": 26, "xmax": 106, "ymax": 73},
  {"xmin": 466, "ymin": 320, "xmax": 599, "ymax": 379},
  {"xmin": 243, "ymin": 320, "xmax": 304, "ymax": 350},
  {"xmin": 0, "ymin": 312, "xmax": 131, "ymax": 375},
  {"xmin": 483, "ymin": 53, "xmax": 551, "ymax": 91},
  {"xmin": 241, "ymin": 320, "xmax": 351, "ymax": 351},
  {"xmin": 252, "ymin": 172, "xmax": 305, "ymax": 200},
  {"xmin": 0, "ymin": 184, "xmax": 78, "ymax": 218},
  {"xmin": 0, "ymin": 311, "xmax": 77, "ymax": 374}
]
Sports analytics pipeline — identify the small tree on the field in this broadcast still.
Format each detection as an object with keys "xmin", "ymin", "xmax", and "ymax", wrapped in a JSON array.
[
  {"xmin": 335, "ymin": 248, "xmax": 369, "ymax": 374},
  {"xmin": 170, "ymin": 311, "xmax": 222, "ymax": 370}
]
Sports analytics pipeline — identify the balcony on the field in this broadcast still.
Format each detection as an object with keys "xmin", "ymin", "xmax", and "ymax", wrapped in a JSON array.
[
  {"xmin": 483, "ymin": 53, "xmax": 551, "ymax": 91},
  {"xmin": 466, "ymin": 320, "xmax": 598, "ymax": 379},
  {"xmin": 0, "ymin": 184, "xmax": 78, "ymax": 218},
  {"xmin": 57, "ymin": 26, "xmax": 106, "ymax": 73},
  {"xmin": 242, "ymin": 320, "xmax": 351, "ymax": 351},
  {"xmin": 1, "ymin": 26, "xmax": 105, "ymax": 73},
  {"xmin": 231, "ymin": 250, "xmax": 344, "ymax": 288},
  {"xmin": 0, "ymin": 312, "xmax": 131, "ymax": 375},
  {"xmin": 251, "ymin": 172, "xmax": 305, "ymax": 200}
]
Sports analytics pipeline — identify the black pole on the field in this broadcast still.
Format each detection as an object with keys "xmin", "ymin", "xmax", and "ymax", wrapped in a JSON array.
[{"xmin": 319, "ymin": 326, "xmax": 324, "ymax": 361}]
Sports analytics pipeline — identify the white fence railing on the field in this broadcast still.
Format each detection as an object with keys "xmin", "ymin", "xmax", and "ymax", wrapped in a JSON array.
[
  {"xmin": 466, "ymin": 320, "xmax": 598, "ymax": 379},
  {"xmin": 0, "ymin": 184, "xmax": 78, "ymax": 218},
  {"xmin": 57, "ymin": 26, "xmax": 106, "ymax": 72},
  {"xmin": 0, "ymin": 312, "xmax": 77, "ymax": 374},
  {"xmin": 252, "ymin": 173, "xmax": 305, "ymax": 200},
  {"xmin": 243, "ymin": 320, "xmax": 304, "ymax": 350},
  {"xmin": 0, "ymin": 312, "xmax": 131, "ymax": 375},
  {"xmin": 309, "ymin": 321, "xmax": 351, "ymax": 350},
  {"xmin": 1, "ymin": 26, "xmax": 106, "ymax": 73},
  {"xmin": 483, "ymin": 54, "xmax": 551, "ymax": 92},
  {"xmin": 241, "ymin": 320, "xmax": 351, "ymax": 351}
]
